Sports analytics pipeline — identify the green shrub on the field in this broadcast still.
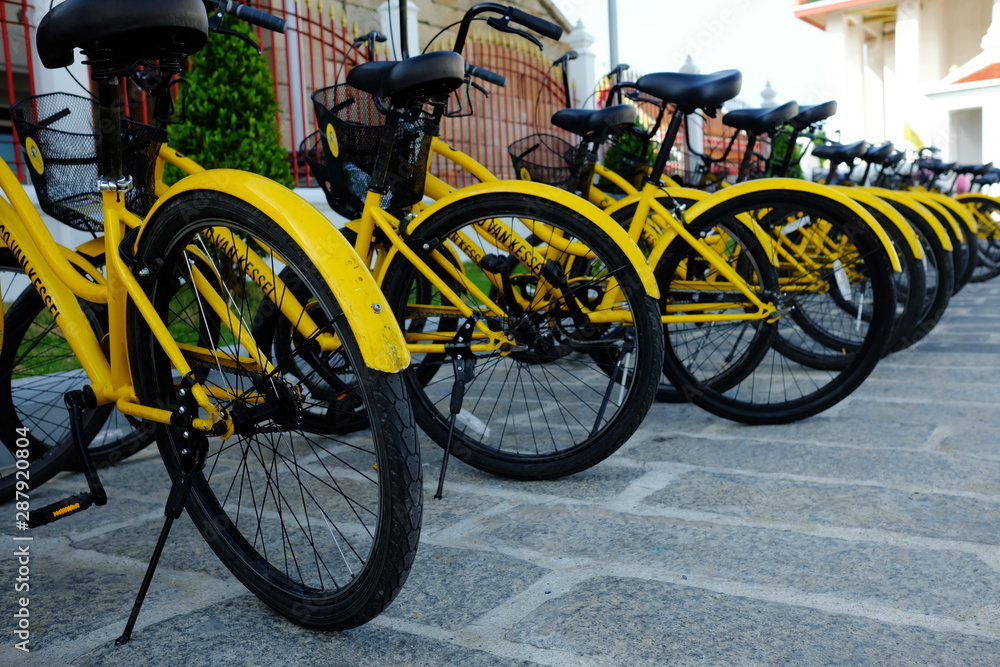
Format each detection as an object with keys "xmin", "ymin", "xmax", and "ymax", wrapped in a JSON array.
[{"xmin": 169, "ymin": 17, "xmax": 292, "ymax": 186}]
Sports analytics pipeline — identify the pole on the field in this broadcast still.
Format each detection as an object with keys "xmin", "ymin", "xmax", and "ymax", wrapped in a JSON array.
[{"xmin": 608, "ymin": 0, "xmax": 619, "ymax": 69}]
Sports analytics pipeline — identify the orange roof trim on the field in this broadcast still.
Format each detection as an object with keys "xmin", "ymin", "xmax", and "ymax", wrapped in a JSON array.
[{"xmin": 955, "ymin": 63, "xmax": 1000, "ymax": 84}]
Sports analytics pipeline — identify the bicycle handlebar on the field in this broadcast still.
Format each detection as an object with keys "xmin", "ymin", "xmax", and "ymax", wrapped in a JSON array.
[
  {"xmin": 507, "ymin": 6, "xmax": 562, "ymax": 40},
  {"xmin": 210, "ymin": 0, "xmax": 286, "ymax": 33},
  {"xmin": 467, "ymin": 65, "xmax": 507, "ymax": 87},
  {"xmin": 453, "ymin": 3, "xmax": 563, "ymax": 54}
]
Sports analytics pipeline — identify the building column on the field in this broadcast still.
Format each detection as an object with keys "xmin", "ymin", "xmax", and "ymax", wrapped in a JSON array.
[
  {"xmin": 378, "ymin": 1, "xmax": 419, "ymax": 60},
  {"xmin": 27, "ymin": 0, "xmax": 88, "ymax": 95},
  {"xmin": 565, "ymin": 21, "xmax": 596, "ymax": 108},
  {"xmin": 894, "ymin": 0, "xmax": 923, "ymax": 147}
]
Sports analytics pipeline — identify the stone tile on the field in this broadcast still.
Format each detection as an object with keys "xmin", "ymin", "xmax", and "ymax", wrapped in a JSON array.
[
  {"xmin": 421, "ymin": 444, "xmax": 651, "ymax": 502},
  {"xmin": 628, "ymin": 435, "xmax": 1000, "ymax": 495},
  {"xmin": 509, "ymin": 576, "xmax": 1000, "ymax": 666},
  {"xmin": 471, "ymin": 505, "xmax": 1000, "ymax": 618},
  {"xmin": 72, "ymin": 596, "xmax": 539, "ymax": 667},
  {"xmin": 384, "ymin": 543, "xmax": 547, "ymax": 629},
  {"xmin": 644, "ymin": 470, "xmax": 1000, "ymax": 545}
]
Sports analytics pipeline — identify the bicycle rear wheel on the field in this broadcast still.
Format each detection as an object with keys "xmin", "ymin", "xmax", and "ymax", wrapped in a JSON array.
[
  {"xmin": 659, "ymin": 189, "xmax": 896, "ymax": 424},
  {"xmin": 129, "ymin": 191, "xmax": 420, "ymax": 629},
  {"xmin": 381, "ymin": 192, "xmax": 663, "ymax": 480},
  {"xmin": 0, "ymin": 251, "xmax": 150, "ymax": 500}
]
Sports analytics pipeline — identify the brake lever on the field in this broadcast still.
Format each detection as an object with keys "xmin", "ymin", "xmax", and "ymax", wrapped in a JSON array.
[
  {"xmin": 486, "ymin": 17, "xmax": 543, "ymax": 50},
  {"xmin": 469, "ymin": 80, "xmax": 489, "ymax": 98},
  {"xmin": 214, "ymin": 26, "xmax": 263, "ymax": 54}
]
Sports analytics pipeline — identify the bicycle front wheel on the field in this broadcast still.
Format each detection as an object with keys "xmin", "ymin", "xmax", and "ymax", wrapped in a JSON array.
[
  {"xmin": 128, "ymin": 191, "xmax": 420, "ymax": 629},
  {"xmin": 381, "ymin": 192, "xmax": 663, "ymax": 480}
]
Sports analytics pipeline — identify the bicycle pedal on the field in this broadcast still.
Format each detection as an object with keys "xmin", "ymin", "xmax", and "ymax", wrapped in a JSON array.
[{"xmin": 28, "ymin": 492, "xmax": 98, "ymax": 528}]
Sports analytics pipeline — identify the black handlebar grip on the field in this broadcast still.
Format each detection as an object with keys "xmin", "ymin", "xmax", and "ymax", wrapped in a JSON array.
[
  {"xmin": 467, "ymin": 65, "xmax": 507, "ymax": 87},
  {"xmin": 508, "ymin": 7, "xmax": 562, "ymax": 40},
  {"xmin": 229, "ymin": 3, "xmax": 286, "ymax": 33}
]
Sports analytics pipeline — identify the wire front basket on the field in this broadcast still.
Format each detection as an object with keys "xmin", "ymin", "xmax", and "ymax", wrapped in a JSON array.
[
  {"xmin": 507, "ymin": 133, "xmax": 586, "ymax": 191},
  {"xmin": 310, "ymin": 83, "xmax": 437, "ymax": 219},
  {"xmin": 10, "ymin": 93, "xmax": 166, "ymax": 232}
]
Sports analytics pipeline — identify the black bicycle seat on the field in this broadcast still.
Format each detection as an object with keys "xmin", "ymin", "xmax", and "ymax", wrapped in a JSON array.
[
  {"xmin": 550, "ymin": 105, "xmax": 636, "ymax": 140},
  {"xmin": 861, "ymin": 141, "xmax": 894, "ymax": 164},
  {"xmin": 347, "ymin": 51, "xmax": 466, "ymax": 101},
  {"xmin": 633, "ymin": 70, "xmax": 742, "ymax": 114},
  {"xmin": 36, "ymin": 0, "xmax": 209, "ymax": 69},
  {"xmin": 812, "ymin": 140, "xmax": 867, "ymax": 164},
  {"xmin": 788, "ymin": 101, "xmax": 837, "ymax": 130},
  {"xmin": 955, "ymin": 162, "xmax": 994, "ymax": 175},
  {"xmin": 722, "ymin": 101, "xmax": 799, "ymax": 135},
  {"xmin": 916, "ymin": 158, "xmax": 957, "ymax": 173}
]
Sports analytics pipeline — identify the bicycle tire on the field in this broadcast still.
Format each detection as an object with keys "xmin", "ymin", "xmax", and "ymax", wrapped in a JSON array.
[
  {"xmin": 0, "ymin": 253, "xmax": 74, "ymax": 499},
  {"xmin": 608, "ymin": 196, "xmax": 780, "ymax": 404},
  {"xmin": 0, "ymin": 251, "xmax": 152, "ymax": 475},
  {"xmin": 128, "ymin": 191, "xmax": 421, "ymax": 629},
  {"xmin": 381, "ymin": 192, "xmax": 663, "ymax": 480},
  {"xmin": 956, "ymin": 194, "xmax": 1000, "ymax": 282},
  {"xmin": 930, "ymin": 194, "xmax": 978, "ymax": 291},
  {"xmin": 659, "ymin": 189, "xmax": 896, "ymax": 424},
  {"xmin": 880, "ymin": 199, "xmax": 954, "ymax": 350}
]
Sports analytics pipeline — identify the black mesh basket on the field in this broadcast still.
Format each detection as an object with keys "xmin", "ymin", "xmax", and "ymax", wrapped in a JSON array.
[
  {"xmin": 507, "ymin": 133, "xmax": 585, "ymax": 190},
  {"xmin": 311, "ymin": 83, "xmax": 436, "ymax": 219},
  {"xmin": 300, "ymin": 131, "xmax": 333, "ymax": 193},
  {"xmin": 10, "ymin": 93, "xmax": 166, "ymax": 233}
]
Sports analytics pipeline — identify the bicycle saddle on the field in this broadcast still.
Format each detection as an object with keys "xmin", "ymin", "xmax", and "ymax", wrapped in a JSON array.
[
  {"xmin": 633, "ymin": 70, "xmax": 742, "ymax": 114},
  {"xmin": 36, "ymin": 0, "xmax": 209, "ymax": 69},
  {"xmin": 955, "ymin": 162, "xmax": 994, "ymax": 175},
  {"xmin": 550, "ymin": 105, "xmax": 636, "ymax": 141},
  {"xmin": 722, "ymin": 101, "xmax": 798, "ymax": 135},
  {"xmin": 788, "ymin": 101, "xmax": 837, "ymax": 130},
  {"xmin": 812, "ymin": 140, "xmax": 867, "ymax": 164},
  {"xmin": 347, "ymin": 51, "xmax": 466, "ymax": 101},
  {"xmin": 861, "ymin": 141, "xmax": 894, "ymax": 164},
  {"xmin": 916, "ymin": 158, "xmax": 957, "ymax": 173}
]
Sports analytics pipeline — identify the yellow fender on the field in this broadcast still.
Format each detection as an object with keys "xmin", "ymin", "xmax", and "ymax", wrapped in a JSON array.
[
  {"xmin": 647, "ymin": 178, "xmax": 901, "ymax": 272},
  {"xmin": 140, "ymin": 170, "xmax": 410, "ymax": 373},
  {"xmin": 860, "ymin": 187, "xmax": 953, "ymax": 251},
  {"xmin": 830, "ymin": 186, "xmax": 923, "ymax": 259},
  {"xmin": 923, "ymin": 191, "xmax": 977, "ymax": 237},
  {"xmin": 955, "ymin": 193, "xmax": 1000, "ymax": 240},
  {"xmin": 901, "ymin": 190, "xmax": 966, "ymax": 243},
  {"xmin": 405, "ymin": 179, "xmax": 660, "ymax": 298}
]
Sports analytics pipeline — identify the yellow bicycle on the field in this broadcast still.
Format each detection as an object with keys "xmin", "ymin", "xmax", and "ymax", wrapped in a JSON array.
[
  {"xmin": 2, "ymin": 0, "xmax": 420, "ymax": 640},
  {"xmin": 303, "ymin": 3, "xmax": 665, "ymax": 487}
]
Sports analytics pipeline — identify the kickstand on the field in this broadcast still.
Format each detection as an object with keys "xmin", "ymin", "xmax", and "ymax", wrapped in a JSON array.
[
  {"xmin": 434, "ymin": 318, "xmax": 477, "ymax": 500},
  {"xmin": 116, "ymin": 429, "xmax": 206, "ymax": 645}
]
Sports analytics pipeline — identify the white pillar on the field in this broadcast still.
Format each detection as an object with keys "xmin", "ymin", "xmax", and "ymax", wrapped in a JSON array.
[
  {"xmin": 27, "ymin": 0, "xmax": 88, "ymax": 95},
  {"xmin": 284, "ymin": 0, "xmax": 306, "ymax": 161},
  {"xmin": 760, "ymin": 81, "xmax": 777, "ymax": 108},
  {"xmin": 680, "ymin": 55, "xmax": 704, "ymax": 176},
  {"xmin": 894, "ymin": 0, "xmax": 922, "ymax": 147},
  {"xmin": 378, "ymin": 1, "xmax": 419, "ymax": 60},
  {"xmin": 982, "ymin": 0, "xmax": 1000, "ymax": 51},
  {"xmin": 565, "ymin": 21, "xmax": 596, "ymax": 108}
]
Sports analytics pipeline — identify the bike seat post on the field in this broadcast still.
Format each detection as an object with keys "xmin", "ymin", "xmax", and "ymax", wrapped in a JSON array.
[{"xmin": 647, "ymin": 108, "xmax": 685, "ymax": 187}]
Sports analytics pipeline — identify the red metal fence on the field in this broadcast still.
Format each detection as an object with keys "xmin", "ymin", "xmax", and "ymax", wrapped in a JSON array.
[
  {"xmin": 1, "ymin": 1, "xmax": 752, "ymax": 189},
  {"xmin": 1, "ymin": 0, "xmax": 35, "ymax": 182}
]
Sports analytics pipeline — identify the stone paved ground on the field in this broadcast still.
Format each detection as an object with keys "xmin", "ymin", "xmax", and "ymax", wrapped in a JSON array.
[{"xmin": 3, "ymin": 279, "xmax": 1000, "ymax": 666}]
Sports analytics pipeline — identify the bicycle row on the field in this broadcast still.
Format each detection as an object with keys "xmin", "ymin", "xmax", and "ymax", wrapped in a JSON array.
[{"xmin": 0, "ymin": 0, "xmax": 977, "ymax": 644}]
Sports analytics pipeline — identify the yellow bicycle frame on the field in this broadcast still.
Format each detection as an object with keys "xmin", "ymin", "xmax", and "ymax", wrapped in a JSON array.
[{"xmin": 0, "ymin": 143, "xmax": 408, "ymax": 439}]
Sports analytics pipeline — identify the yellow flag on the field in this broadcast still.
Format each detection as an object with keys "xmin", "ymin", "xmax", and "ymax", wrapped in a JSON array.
[{"xmin": 903, "ymin": 123, "xmax": 925, "ymax": 150}]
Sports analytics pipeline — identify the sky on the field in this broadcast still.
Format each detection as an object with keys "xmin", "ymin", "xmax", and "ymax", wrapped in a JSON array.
[{"xmin": 552, "ymin": 0, "xmax": 830, "ymax": 108}]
